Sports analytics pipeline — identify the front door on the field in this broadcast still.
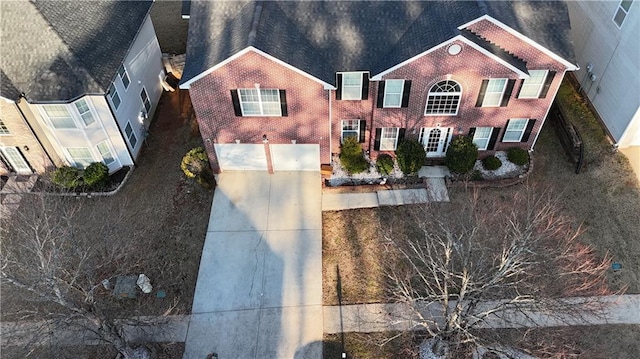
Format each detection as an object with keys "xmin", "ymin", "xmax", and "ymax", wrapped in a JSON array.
[
  {"xmin": 0, "ymin": 146, "xmax": 32, "ymax": 175},
  {"xmin": 420, "ymin": 127, "xmax": 452, "ymax": 158}
]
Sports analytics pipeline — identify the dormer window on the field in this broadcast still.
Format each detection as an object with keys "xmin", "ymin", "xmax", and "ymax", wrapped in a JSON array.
[{"xmin": 336, "ymin": 72, "xmax": 369, "ymax": 100}]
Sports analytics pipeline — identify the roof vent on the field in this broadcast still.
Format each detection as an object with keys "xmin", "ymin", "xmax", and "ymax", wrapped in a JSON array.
[{"xmin": 448, "ymin": 44, "xmax": 462, "ymax": 55}]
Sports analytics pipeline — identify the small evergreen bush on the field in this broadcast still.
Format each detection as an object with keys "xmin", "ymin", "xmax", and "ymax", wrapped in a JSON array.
[
  {"xmin": 52, "ymin": 166, "xmax": 82, "ymax": 189},
  {"xmin": 507, "ymin": 147, "xmax": 529, "ymax": 165},
  {"xmin": 395, "ymin": 139, "xmax": 426, "ymax": 175},
  {"xmin": 445, "ymin": 136, "xmax": 478, "ymax": 174},
  {"xmin": 83, "ymin": 162, "xmax": 109, "ymax": 187},
  {"xmin": 376, "ymin": 154, "xmax": 395, "ymax": 175},
  {"xmin": 482, "ymin": 155, "xmax": 502, "ymax": 171},
  {"xmin": 339, "ymin": 137, "xmax": 369, "ymax": 174},
  {"xmin": 181, "ymin": 147, "xmax": 215, "ymax": 188}
]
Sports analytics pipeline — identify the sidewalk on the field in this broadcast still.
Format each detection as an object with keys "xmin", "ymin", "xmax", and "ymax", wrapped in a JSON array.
[
  {"xmin": 322, "ymin": 166, "xmax": 450, "ymax": 211},
  {"xmin": 323, "ymin": 295, "xmax": 640, "ymax": 334}
]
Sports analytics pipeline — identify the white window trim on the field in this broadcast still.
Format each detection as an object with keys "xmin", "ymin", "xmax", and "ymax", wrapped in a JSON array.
[
  {"xmin": 73, "ymin": 98, "xmax": 96, "ymax": 127},
  {"xmin": 613, "ymin": 0, "xmax": 633, "ymax": 28},
  {"xmin": 482, "ymin": 78, "xmax": 508, "ymax": 107},
  {"xmin": 341, "ymin": 119, "xmax": 361, "ymax": 143},
  {"xmin": 118, "ymin": 65, "xmax": 130, "ymax": 90},
  {"xmin": 96, "ymin": 141, "xmax": 116, "ymax": 166},
  {"xmin": 108, "ymin": 83, "xmax": 121, "ymax": 111},
  {"xmin": 425, "ymin": 80, "xmax": 462, "ymax": 115},
  {"xmin": 383, "ymin": 79, "xmax": 404, "ymax": 108},
  {"xmin": 472, "ymin": 127, "xmax": 494, "ymax": 150},
  {"xmin": 41, "ymin": 104, "xmax": 78, "ymax": 130},
  {"xmin": 503, "ymin": 119, "xmax": 529, "ymax": 142},
  {"xmin": 518, "ymin": 70, "xmax": 548, "ymax": 99},
  {"xmin": 380, "ymin": 127, "xmax": 400, "ymax": 151},
  {"xmin": 340, "ymin": 72, "xmax": 364, "ymax": 100},
  {"xmin": 140, "ymin": 87, "xmax": 151, "ymax": 114},
  {"xmin": 65, "ymin": 147, "xmax": 95, "ymax": 169},
  {"xmin": 238, "ymin": 88, "xmax": 282, "ymax": 116},
  {"xmin": 0, "ymin": 120, "xmax": 10, "ymax": 135},
  {"xmin": 125, "ymin": 121, "xmax": 138, "ymax": 149}
]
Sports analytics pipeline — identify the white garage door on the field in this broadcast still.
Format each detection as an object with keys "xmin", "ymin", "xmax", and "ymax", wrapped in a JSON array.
[
  {"xmin": 214, "ymin": 144, "xmax": 268, "ymax": 171},
  {"xmin": 271, "ymin": 144, "xmax": 320, "ymax": 171}
]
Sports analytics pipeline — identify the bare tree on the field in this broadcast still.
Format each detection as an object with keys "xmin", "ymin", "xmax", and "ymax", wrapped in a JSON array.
[
  {"xmin": 380, "ymin": 186, "xmax": 613, "ymax": 357},
  {"xmin": 1, "ymin": 194, "xmax": 164, "ymax": 359}
]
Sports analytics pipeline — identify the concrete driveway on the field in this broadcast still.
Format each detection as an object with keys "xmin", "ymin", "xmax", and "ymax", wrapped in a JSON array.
[{"xmin": 183, "ymin": 172, "xmax": 323, "ymax": 359}]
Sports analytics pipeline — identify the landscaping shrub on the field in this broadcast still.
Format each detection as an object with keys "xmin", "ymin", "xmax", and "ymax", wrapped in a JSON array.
[
  {"xmin": 445, "ymin": 136, "xmax": 478, "ymax": 174},
  {"xmin": 181, "ymin": 147, "xmax": 215, "ymax": 188},
  {"xmin": 507, "ymin": 147, "xmax": 529, "ymax": 166},
  {"xmin": 376, "ymin": 154, "xmax": 395, "ymax": 175},
  {"xmin": 482, "ymin": 155, "xmax": 502, "ymax": 171},
  {"xmin": 52, "ymin": 166, "xmax": 82, "ymax": 189},
  {"xmin": 339, "ymin": 137, "xmax": 369, "ymax": 174},
  {"xmin": 83, "ymin": 162, "xmax": 109, "ymax": 187},
  {"xmin": 395, "ymin": 139, "xmax": 426, "ymax": 175}
]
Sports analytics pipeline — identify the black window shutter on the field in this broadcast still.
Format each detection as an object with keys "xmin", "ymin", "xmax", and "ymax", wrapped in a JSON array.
[
  {"xmin": 521, "ymin": 119, "xmax": 536, "ymax": 142},
  {"xmin": 488, "ymin": 127, "xmax": 501, "ymax": 150},
  {"xmin": 398, "ymin": 128, "xmax": 406, "ymax": 144},
  {"xmin": 336, "ymin": 74, "xmax": 343, "ymax": 100},
  {"xmin": 515, "ymin": 80, "xmax": 524, "ymax": 98},
  {"xmin": 376, "ymin": 81, "xmax": 385, "ymax": 108},
  {"xmin": 500, "ymin": 79, "xmax": 516, "ymax": 107},
  {"xmin": 279, "ymin": 90, "xmax": 287, "ymax": 117},
  {"xmin": 401, "ymin": 80, "xmax": 412, "ymax": 107},
  {"xmin": 374, "ymin": 128, "xmax": 381, "ymax": 150},
  {"xmin": 475, "ymin": 80, "xmax": 489, "ymax": 107},
  {"xmin": 468, "ymin": 127, "xmax": 476, "ymax": 138},
  {"xmin": 361, "ymin": 73, "xmax": 369, "ymax": 100},
  {"xmin": 501, "ymin": 120, "xmax": 510, "ymax": 141},
  {"xmin": 538, "ymin": 71, "xmax": 556, "ymax": 98},
  {"xmin": 359, "ymin": 120, "xmax": 366, "ymax": 143},
  {"xmin": 230, "ymin": 90, "xmax": 242, "ymax": 116}
]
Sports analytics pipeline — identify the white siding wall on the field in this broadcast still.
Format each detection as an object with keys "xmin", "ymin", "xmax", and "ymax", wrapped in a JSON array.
[
  {"xmin": 568, "ymin": 0, "xmax": 640, "ymax": 147},
  {"xmin": 106, "ymin": 14, "xmax": 164, "ymax": 159},
  {"xmin": 28, "ymin": 95, "xmax": 133, "ymax": 173}
]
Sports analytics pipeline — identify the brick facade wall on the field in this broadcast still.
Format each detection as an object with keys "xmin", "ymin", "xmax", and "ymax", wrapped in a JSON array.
[{"xmin": 0, "ymin": 100, "xmax": 53, "ymax": 175}]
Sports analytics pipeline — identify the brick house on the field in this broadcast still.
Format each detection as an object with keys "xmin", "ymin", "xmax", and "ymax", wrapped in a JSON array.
[
  {"xmin": 180, "ymin": 1, "xmax": 578, "ymax": 173},
  {"xmin": 0, "ymin": 0, "xmax": 163, "ymax": 175}
]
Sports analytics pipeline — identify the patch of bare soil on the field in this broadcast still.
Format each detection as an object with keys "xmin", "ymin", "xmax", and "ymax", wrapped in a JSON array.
[{"xmin": 2, "ymin": 342, "xmax": 184, "ymax": 359}]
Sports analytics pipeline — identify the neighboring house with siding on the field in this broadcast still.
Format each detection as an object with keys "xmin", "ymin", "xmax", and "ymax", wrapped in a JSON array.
[
  {"xmin": 0, "ymin": 0, "xmax": 163, "ymax": 175},
  {"xmin": 567, "ymin": 0, "xmax": 640, "ymax": 175},
  {"xmin": 180, "ymin": 1, "xmax": 578, "ymax": 174}
]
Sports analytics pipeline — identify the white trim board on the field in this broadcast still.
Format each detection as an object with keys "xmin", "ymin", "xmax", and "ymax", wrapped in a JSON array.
[
  {"xmin": 458, "ymin": 15, "xmax": 578, "ymax": 71},
  {"xmin": 180, "ymin": 46, "xmax": 336, "ymax": 90}
]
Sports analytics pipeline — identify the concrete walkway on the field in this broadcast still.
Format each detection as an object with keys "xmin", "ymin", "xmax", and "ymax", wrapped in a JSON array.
[
  {"xmin": 322, "ymin": 166, "xmax": 450, "ymax": 211},
  {"xmin": 0, "ymin": 174, "xmax": 37, "ymax": 219},
  {"xmin": 324, "ymin": 295, "xmax": 640, "ymax": 334},
  {"xmin": 183, "ymin": 171, "xmax": 323, "ymax": 359}
]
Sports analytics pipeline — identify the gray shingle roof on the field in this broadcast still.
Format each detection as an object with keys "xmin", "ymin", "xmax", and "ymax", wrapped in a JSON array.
[
  {"xmin": 181, "ymin": 0, "xmax": 576, "ymax": 87},
  {"xmin": 0, "ymin": 0, "xmax": 152, "ymax": 102}
]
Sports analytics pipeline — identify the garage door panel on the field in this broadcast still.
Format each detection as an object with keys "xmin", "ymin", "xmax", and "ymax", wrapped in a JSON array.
[
  {"xmin": 271, "ymin": 144, "xmax": 320, "ymax": 171},
  {"xmin": 215, "ymin": 144, "xmax": 268, "ymax": 171}
]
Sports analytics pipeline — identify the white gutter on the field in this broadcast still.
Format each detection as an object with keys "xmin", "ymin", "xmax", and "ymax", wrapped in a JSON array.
[{"xmin": 531, "ymin": 69, "xmax": 567, "ymax": 151}]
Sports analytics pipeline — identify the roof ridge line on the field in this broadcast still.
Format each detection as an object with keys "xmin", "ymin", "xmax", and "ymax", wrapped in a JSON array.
[{"xmin": 247, "ymin": 1, "xmax": 264, "ymax": 47}]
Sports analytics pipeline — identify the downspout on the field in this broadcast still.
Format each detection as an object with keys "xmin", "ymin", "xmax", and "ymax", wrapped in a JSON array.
[
  {"xmin": 328, "ymin": 89, "xmax": 332, "ymax": 162},
  {"xmin": 531, "ymin": 69, "xmax": 567, "ymax": 151}
]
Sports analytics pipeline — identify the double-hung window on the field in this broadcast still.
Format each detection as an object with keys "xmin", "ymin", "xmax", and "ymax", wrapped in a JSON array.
[
  {"xmin": 425, "ymin": 80, "xmax": 462, "ymax": 115},
  {"xmin": 482, "ymin": 79, "xmax": 507, "ymax": 107},
  {"xmin": 43, "ymin": 105, "xmax": 76, "ymax": 129},
  {"xmin": 66, "ymin": 147, "xmax": 94, "ymax": 169},
  {"xmin": 125, "ymin": 122, "xmax": 138, "ymax": 148},
  {"xmin": 503, "ymin": 119, "xmax": 529, "ymax": 142},
  {"xmin": 518, "ymin": 70, "xmax": 548, "ymax": 99},
  {"xmin": 118, "ymin": 65, "xmax": 130, "ymax": 89},
  {"xmin": 472, "ymin": 127, "xmax": 494, "ymax": 150},
  {"xmin": 140, "ymin": 87, "xmax": 151, "ymax": 114},
  {"xmin": 614, "ymin": 0, "xmax": 633, "ymax": 28},
  {"xmin": 74, "ymin": 99, "xmax": 95, "ymax": 126},
  {"xmin": 238, "ymin": 89, "xmax": 281, "ymax": 116},
  {"xmin": 0, "ymin": 120, "xmax": 9, "ymax": 135},
  {"xmin": 383, "ymin": 80, "xmax": 404, "ymax": 108},
  {"xmin": 380, "ymin": 127, "xmax": 399, "ymax": 151},
  {"xmin": 341, "ymin": 120, "xmax": 360, "ymax": 143},
  {"xmin": 96, "ymin": 141, "xmax": 115, "ymax": 165},
  {"xmin": 341, "ymin": 73, "xmax": 364, "ymax": 100},
  {"xmin": 108, "ymin": 83, "xmax": 121, "ymax": 110}
]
